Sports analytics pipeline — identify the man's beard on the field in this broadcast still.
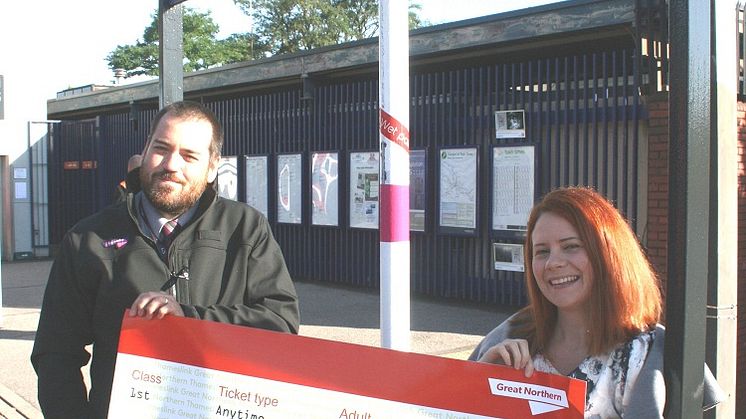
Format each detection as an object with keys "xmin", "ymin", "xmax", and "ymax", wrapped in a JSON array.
[{"xmin": 141, "ymin": 170, "xmax": 207, "ymax": 216}]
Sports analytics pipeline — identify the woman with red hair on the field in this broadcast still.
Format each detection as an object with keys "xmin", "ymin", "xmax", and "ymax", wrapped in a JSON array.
[{"xmin": 470, "ymin": 187, "xmax": 722, "ymax": 417}]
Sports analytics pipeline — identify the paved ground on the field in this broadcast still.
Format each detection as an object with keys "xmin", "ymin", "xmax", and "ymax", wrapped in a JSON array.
[{"xmin": 0, "ymin": 259, "xmax": 515, "ymax": 418}]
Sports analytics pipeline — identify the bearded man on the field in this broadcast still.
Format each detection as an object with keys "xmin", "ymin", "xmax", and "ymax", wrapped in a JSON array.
[{"xmin": 32, "ymin": 101, "xmax": 299, "ymax": 418}]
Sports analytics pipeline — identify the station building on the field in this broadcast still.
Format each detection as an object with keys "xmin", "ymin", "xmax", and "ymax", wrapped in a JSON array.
[{"xmin": 31, "ymin": 0, "xmax": 745, "ymax": 415}]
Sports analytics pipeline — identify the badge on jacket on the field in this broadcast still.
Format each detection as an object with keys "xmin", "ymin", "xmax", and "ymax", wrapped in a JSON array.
[{"xmin": 102, "ymin": 237, "xmax": 128, "ymax": 249}]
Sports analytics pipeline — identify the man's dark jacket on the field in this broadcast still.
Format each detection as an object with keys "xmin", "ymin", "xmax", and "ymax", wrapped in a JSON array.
[{"xmin": 31, "ymin": 177, "xmax": 300, "ymax": 418}]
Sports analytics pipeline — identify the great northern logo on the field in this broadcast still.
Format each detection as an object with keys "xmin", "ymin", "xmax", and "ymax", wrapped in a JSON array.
[{"xmin": 488, "ymin": 378, "xmax": 570, "ymax": 416}]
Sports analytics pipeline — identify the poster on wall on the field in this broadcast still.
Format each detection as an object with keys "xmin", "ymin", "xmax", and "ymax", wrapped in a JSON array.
[
  {"xmin": 277, "ymin": 153, "xmax": 302, "ymax": 224},
  {"xmin": 492, "ymin": 145, "xmax": 534, "ymax": 232},
  {"xmin": 495, "ymin": 110, "xmax": 526, "ymax": 139},
  {"xmin": 311, "ymin": 151, "xmax": 339, "ymax": 226},
  {"xmin": 244, "ymin": 155, "xmax": 269, "ymax": 218},
  {"xmin": 349, "ymin": 151, "xmax": 380, "ymax": 229},
  {"xmin": 493, "ymin": 243, "xmax": 525, "ymax": 272},
  {"xmin": 217, "ymin": 156, "xmax": 238, "ymax": 201},
  {"xmin": 13, "ymin": 167, "xmax": 27, "ymax": 179},
  {"xmin": 14, "ymin": 182, "xmax": 27, "ymax": 200},
  {"xmin": 409, "ymin": 149, "xmax": 427, "ymax": 232},
  {"xmin": 439, "ymin": 147, "xmax": 478, "ymax": 232}
]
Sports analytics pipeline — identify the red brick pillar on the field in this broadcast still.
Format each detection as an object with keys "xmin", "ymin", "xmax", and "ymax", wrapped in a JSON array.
[{"xmin": 645, "ymin": 93, "xmax": 670, "ymax": 297}]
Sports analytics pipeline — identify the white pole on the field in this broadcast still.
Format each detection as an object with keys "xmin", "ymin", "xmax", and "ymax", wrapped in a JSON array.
[{"xmin": 378, "ymin": 0, "xmax": 410, "ymax": 351}]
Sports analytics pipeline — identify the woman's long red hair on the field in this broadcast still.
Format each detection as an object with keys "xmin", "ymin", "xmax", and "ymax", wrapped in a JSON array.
[{"xmin": 514, "ymin": 187, "xmax": 662, "ymax": 355}]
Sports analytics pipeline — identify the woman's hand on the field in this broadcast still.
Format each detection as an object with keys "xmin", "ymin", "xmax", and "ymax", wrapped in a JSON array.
[{"xmin": 478, "ymin": 338, "xmax": 535, "ymax": 377}]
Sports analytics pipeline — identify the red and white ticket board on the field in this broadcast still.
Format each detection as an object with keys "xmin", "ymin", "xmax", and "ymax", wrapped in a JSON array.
[{"xmin": 109, "ymin": 314, "xmax": 586, "ymax": 418}]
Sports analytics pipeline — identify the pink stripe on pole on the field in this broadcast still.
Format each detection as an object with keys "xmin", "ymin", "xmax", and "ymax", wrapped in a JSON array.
[{"xmin": 380, "ymin": 184, "xmax": 409, "ymax": 242}]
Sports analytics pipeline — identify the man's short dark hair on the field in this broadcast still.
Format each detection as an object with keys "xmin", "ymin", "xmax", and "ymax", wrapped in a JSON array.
[{"xmin": 145, "ymin": 100, "xmax": 224, "ymax": 161}]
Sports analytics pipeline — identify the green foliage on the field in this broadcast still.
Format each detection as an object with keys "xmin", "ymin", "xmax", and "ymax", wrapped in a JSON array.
[
  {"xmin": 233, "ymin": 0, "xmax": 424, "ymax": 55},
  {"xmin": 219, "ymin": 33, "xmax": 268, "ymax": 63},
  {"xmin": 107, "ymin": 2, "xmax": 424, "ymax": 78},
  {"xmin": 106, "ymin": 8, "xmax": 264, "ymax": 78}
]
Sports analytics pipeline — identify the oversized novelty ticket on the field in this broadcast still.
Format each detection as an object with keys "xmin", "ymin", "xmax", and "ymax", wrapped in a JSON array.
[{"xmin": 109, "ymin": 314, "xmax": 585, "ymax": 418}]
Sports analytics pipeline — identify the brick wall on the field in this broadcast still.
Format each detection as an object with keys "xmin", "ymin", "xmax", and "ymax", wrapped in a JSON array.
[{"xmin": 645, "ymin": 93, "xmax": 669, "ymax": 297}]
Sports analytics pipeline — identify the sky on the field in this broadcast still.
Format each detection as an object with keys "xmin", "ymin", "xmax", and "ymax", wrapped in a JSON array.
[{"xmin": 0, "ymin": 0, "xmax": 564, "ymax": 100}]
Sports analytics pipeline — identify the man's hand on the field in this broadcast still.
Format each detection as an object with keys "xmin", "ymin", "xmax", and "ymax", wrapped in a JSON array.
[{"xmin": 129, "ymin": 292, "xmax": 184, "ymax": 319}]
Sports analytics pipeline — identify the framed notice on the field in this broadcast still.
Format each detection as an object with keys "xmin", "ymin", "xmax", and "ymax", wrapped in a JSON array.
[
  {"xmin": 217, "ymin": 156, "xmax": 239, "ymax": 201},
  {"xmin": 493, "ymin": 243, "xmax": 525, "ymax": 272},
  {"xmin": 409, "ymin": 149, "xmax": 427, "ymax": 232},
  {"xmin": 438, "ymin": 147, "xmax": 478, "ymax": 234},
  {"xmin": 492, "ymin": 145, "xmax": 535, "ymax": 234},
  {"xmin": 13, "ymin": 167, "xmax": 27, "ymax": 179},
  {"xmin": 14, "ymin": 182, "xmax": 27, "ymax": 200},
  {"xmin": 349, "ymin": 151, "xmax": 380, "ymax": 229},
  {"xmin": 495, "ymin": 110, "xmax": 526, "ymax": 139},
  {"xmin": 244, "ymin": 155, "xmax": 269, "ymax": 218},
  {"xmin": 63, "ymin": 161, "xmax": 80, "ymax": 170},
  {"xmin": 277, "ymin": 153, "xmax": 302, "ymax": 224},
  {"xmin": 310, "ymin": 151, "xmax": 339, "ymax": 226},
  {"xmin": 111, "ymin": 315, "xmax": 586, "ymax": 418}
]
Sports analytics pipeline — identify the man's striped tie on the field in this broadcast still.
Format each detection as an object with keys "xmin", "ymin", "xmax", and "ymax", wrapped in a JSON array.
[{"xmin": 159, "ymin": 219, "xmax": 180, "ymax": 253}]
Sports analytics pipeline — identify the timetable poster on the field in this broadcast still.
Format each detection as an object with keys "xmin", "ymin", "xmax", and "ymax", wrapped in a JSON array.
[
  {"xmin": 492, "ymin": 146, "xmax": 534, "ymax": 232},
  {"xmin": 110, "ymin": 315, "xmax": 586, "ymax": 419}
]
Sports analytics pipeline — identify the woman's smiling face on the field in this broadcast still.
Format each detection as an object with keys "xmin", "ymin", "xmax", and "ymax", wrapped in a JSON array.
[{"xmin": 531, "ymin": 212, "xmax": 594, "ymax": 312}]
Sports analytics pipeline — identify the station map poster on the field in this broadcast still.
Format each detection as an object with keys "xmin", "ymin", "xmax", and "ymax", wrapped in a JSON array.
[
  {"xmin": 439, "ymin": 147, "xmax": 478, "ymax": 231},
  {"xmin": 492, "ymin": 145, "xmax": 534, "ymax": 232},
  {"xmin": 277, "ymin": 153, "xmax": 302, "ymax": 224},
  {"xmin": 349, "ymin": 151, "xmax": 380, "ymax": 229},
  {"xmin": 244, "ymin": 155, "xmax": 269, "ymax": 218},
  {"xmin": 217, "ymin": 156, "xmax": 238, "ymax": 201},
  {"xmin": 110, "ymin": 314, "xmax": 586, "ymax": 419},
  {"xmin": 311, "ymin": 151, "xmax": 339, "ymax": 226},
  {"xmin": 409, "ymin": 149, "xmax": 426, "ymax": 232}
]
